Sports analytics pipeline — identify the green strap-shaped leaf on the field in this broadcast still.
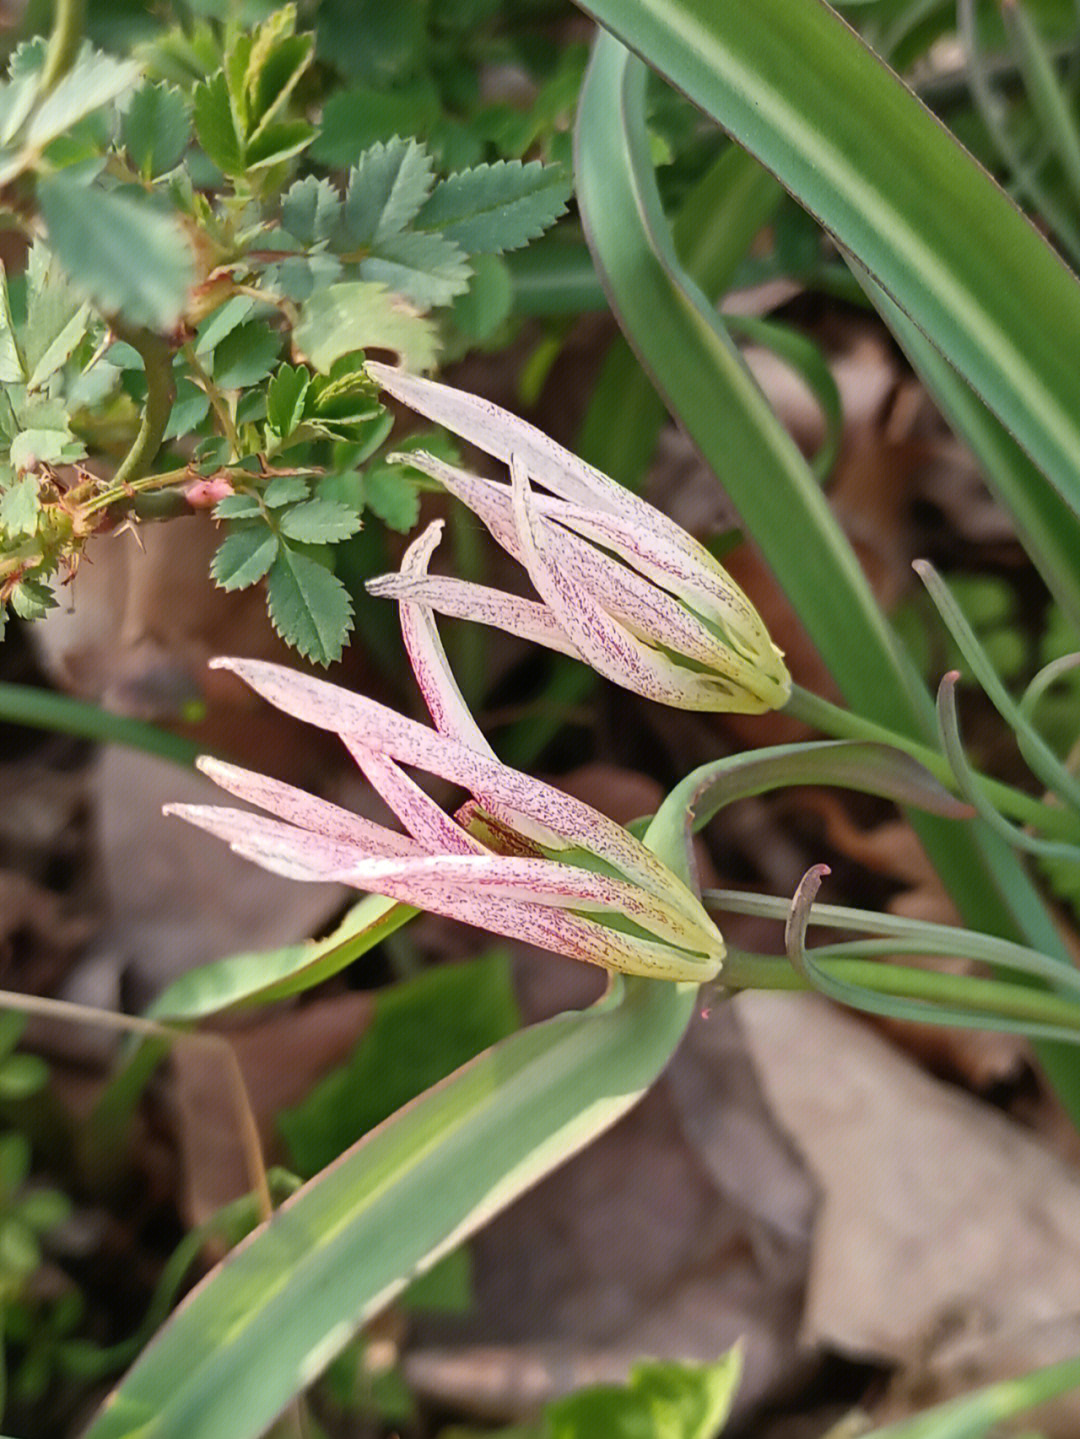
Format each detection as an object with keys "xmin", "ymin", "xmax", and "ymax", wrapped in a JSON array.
[
  {"xmin": 85, "ymin": 975, "xmax": 697, "ymax": 1439},
  {"xmin": 574, "ymin": 0, "xmax": 1080, "ymax": 518},
  {"xmin": 574, "ymin": 32, "xmax": 1080, "ymax": 1120}
]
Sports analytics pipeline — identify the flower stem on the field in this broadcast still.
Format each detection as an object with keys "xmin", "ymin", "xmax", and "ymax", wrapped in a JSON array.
[
  {"xmin": 722, "ymin": 947, "xmax": 1080, "ymax": 1034},
  {"xmin": 786, "ymin": 682, "xmax": 1080, "ymax": 841}
]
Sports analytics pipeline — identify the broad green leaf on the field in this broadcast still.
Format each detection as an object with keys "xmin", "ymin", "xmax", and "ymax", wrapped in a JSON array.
[
  {"xmin": 210, "ymin": 319, "xmax": 282, "ymax": 389},
  {"xmin": 193, "ymin": 71, "xmax": 244, "ymax": 176},
  {"xmin": 84, "ymin": 977, "xmax": 698, "ymax": 1439},
  {"xmin": 0, "ymin": 476, "xmax": 38, "ymax": 536},
  {"xmin": 280, "ymin": 953, "xmax": 521, "ymax": 1175},
  {"xmin": 266, "ymin": 544, "xmax": 353, "ymax": 664},
  {"xmin": 26, "ymin": 45, "xmax": 139, "ymax": 149},
  {"xmin": 342, "ymin": 137, "xmax": 435, "ymax": 247},
  {"xmin": 38, "ymin": 175, "xmax": 194, "ymax": 330},
  {"xmin": 121, "ymin": 82, "xmax": 191, "ymax": 179},
  {"xmin": 280, "ymin": 175, "xmax": 342, "ymax": 246},
  {"xmin": 359, "ymin": 230, "xmax": 472, "ymax": 307},
  {"xmin": 415, "ymin": 159, "xmax": 572, "ymax": 254},
  {"xmin": 363, "ymin": 465, "xmax": 419, "ymax": 531},
  {"xmin": 546, "ymin": 1353, "xmax": 742, "ymax": 1439},
  {"xmin": 265, "ymin": 362, "xmax": 310, "ymax": 439},
  {"xmin": 293, "ymin": 281, "xmax": 438, "ymax": 373},
  {"xmin": 574, "ymin": 0, "xmax": 1080, "ymax": 521},
  {"xmin": 279, "ymin": 497, "xmax": 361, "ymax": 543},
  {"xmin": 151, "ymin": 894, "xmax": 415, "ymax": 1021},
  {"xmin": 262, "ymin": 475, "xmax": 308, "ymax": 507},
  {"xmin": 210, "ymin": 527, "xmax": 279, "ymax": 591}
]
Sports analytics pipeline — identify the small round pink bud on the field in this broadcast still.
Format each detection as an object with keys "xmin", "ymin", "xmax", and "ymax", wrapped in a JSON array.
[{"xmin": 184, "ymin": 477, "xmax": 234, "ymax": 509}]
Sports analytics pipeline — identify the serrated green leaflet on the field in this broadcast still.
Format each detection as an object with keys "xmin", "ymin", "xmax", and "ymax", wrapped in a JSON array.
[
  {"xmin": 245, "ymin": 117, "xmax": 316, "ymax": 170},
  {"xmin": 342, "ymin": 137, "xmax": 435, "ymax": 247},
  {"xmin": 293, "ymin": 282, "xmax": 438, "ymax": 373},
  {"xmin": 210, "ymin": 320, "xmax": 282, "ymax": 390},
  {"xmin": 265, "ymin": 362, "xmax": 310, "ymax": 440},
  {"xmin": 415, "ymin": 159, "xmax": 572, "ymax": 253},
  {"xmin": 262, "ymin": 475, "xmax": 308, "ymax": 507},
  {"xmin": 279, "ymin": 498, "xmax": 360, "ymax": 543},
  {"xmin": 38, "ymin": 175, "xmax": 194, "ymax": 330},
  {"xmin": 26, "ymin": 46, "xmax": 139, "ymax": 150},
  {"xmin": 362, "ymin": 465, "xmax": 419, "ymax": 531},
  {"xmin": 0, "ymin": 475, "xmax": 37, "ymax": 536},
  {"xmin": 359, "ymin": 230, "xmax": 472, "ymax": 308},
  {"xmin": 211, "ymin": 527, "xmax": 279, "ymax": 591},
  {"xmin": 193, "ymin": 71, "xmax": 243, "ymax": 175},
  {"xmin": 280, "ymin": 175, "xmax": 341, "ymax": 246},
  {"xmin": 267, "ymin": 544, "xmax": 353, "ymax": 664},
  {"xmin": 121, "ymin": 82, "xmax": 191, "ymax": 179}
]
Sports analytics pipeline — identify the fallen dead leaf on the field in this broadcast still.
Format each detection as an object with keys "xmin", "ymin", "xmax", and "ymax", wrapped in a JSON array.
[
  {"xmin": 737, "ymin": 989, "xmax": 1080, "ymax": 1435},
  {"xmin": 169, "ymin": 992, "xmax": 373, "ymax": 1226}
]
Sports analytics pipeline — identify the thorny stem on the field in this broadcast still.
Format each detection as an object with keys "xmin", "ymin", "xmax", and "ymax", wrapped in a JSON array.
[
  {"xmin": 109, "ymin": 322, "xmax": 177, "ymax": 491},
  {"xmin": 40, "ymin": 0, "xmax": 84, "ymax": 94}
]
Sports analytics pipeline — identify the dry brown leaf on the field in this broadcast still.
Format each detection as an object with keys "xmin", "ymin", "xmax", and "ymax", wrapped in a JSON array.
[
  {"xmin": 170, "ymin": 993, "xmax": 373, "ymax": 1226},
  {"xmin": 91, "ymin": 749, "xmax": 347, "ymax": 1004},
  {"xmin": 737, "ymin": 990, "xmax": 1080, "ymax": 1434}
]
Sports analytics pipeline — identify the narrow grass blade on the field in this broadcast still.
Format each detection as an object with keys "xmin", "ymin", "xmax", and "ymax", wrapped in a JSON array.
[
  {"xmin": 574, "ymin": 0, "xmax": 1080, "ymax": 517},
  {"xmin": 575, "ymin": 31, "xmax": 1080, "ymax": 1119}
]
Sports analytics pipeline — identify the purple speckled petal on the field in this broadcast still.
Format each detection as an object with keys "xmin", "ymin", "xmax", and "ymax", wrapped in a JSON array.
[
  {"xmin": 367, "ymin": 572, "xmax": 579, "ymax": 658},
  {"xmin": 316, "ymin": 855, "xmax": 721, "ymax": 980},
  {"xmin": 166, "ymin": 799, "xmax": 721, "ymax": 978},
  {"xmin": 343, "ymin": 740, "xmax": 485, "ymax": 856},
  {"xmin": 207, "ymin": 658, "xmax": 709, "ymax": 924},
  {"xmin": 368, "ymin": 362, "xmax": 627, "ymax": 516},
  {"xmin": 163, "ymin": 804, "xmax": 363, "ymax": 881},
  {"xmin": 509, "ymin": 455, "xmax": 747, "ymax": 710},
  {"xmin": 328, "ymin": 852, "xmax": 722, "ymax": 952},
  {"xmin": 195, "ymin": 756, "xmax": 423, "ymax": 856},
  {"xmin": 393, "ymin": 521, "xmax": 498, "ymax": 754},
  {"xmin": 368, "ymin": 367, "xmax": 790, "ymax": 707},
  {"xmin": 394, "ymin": 451, "xmax": 763, "ymax": 685}
]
